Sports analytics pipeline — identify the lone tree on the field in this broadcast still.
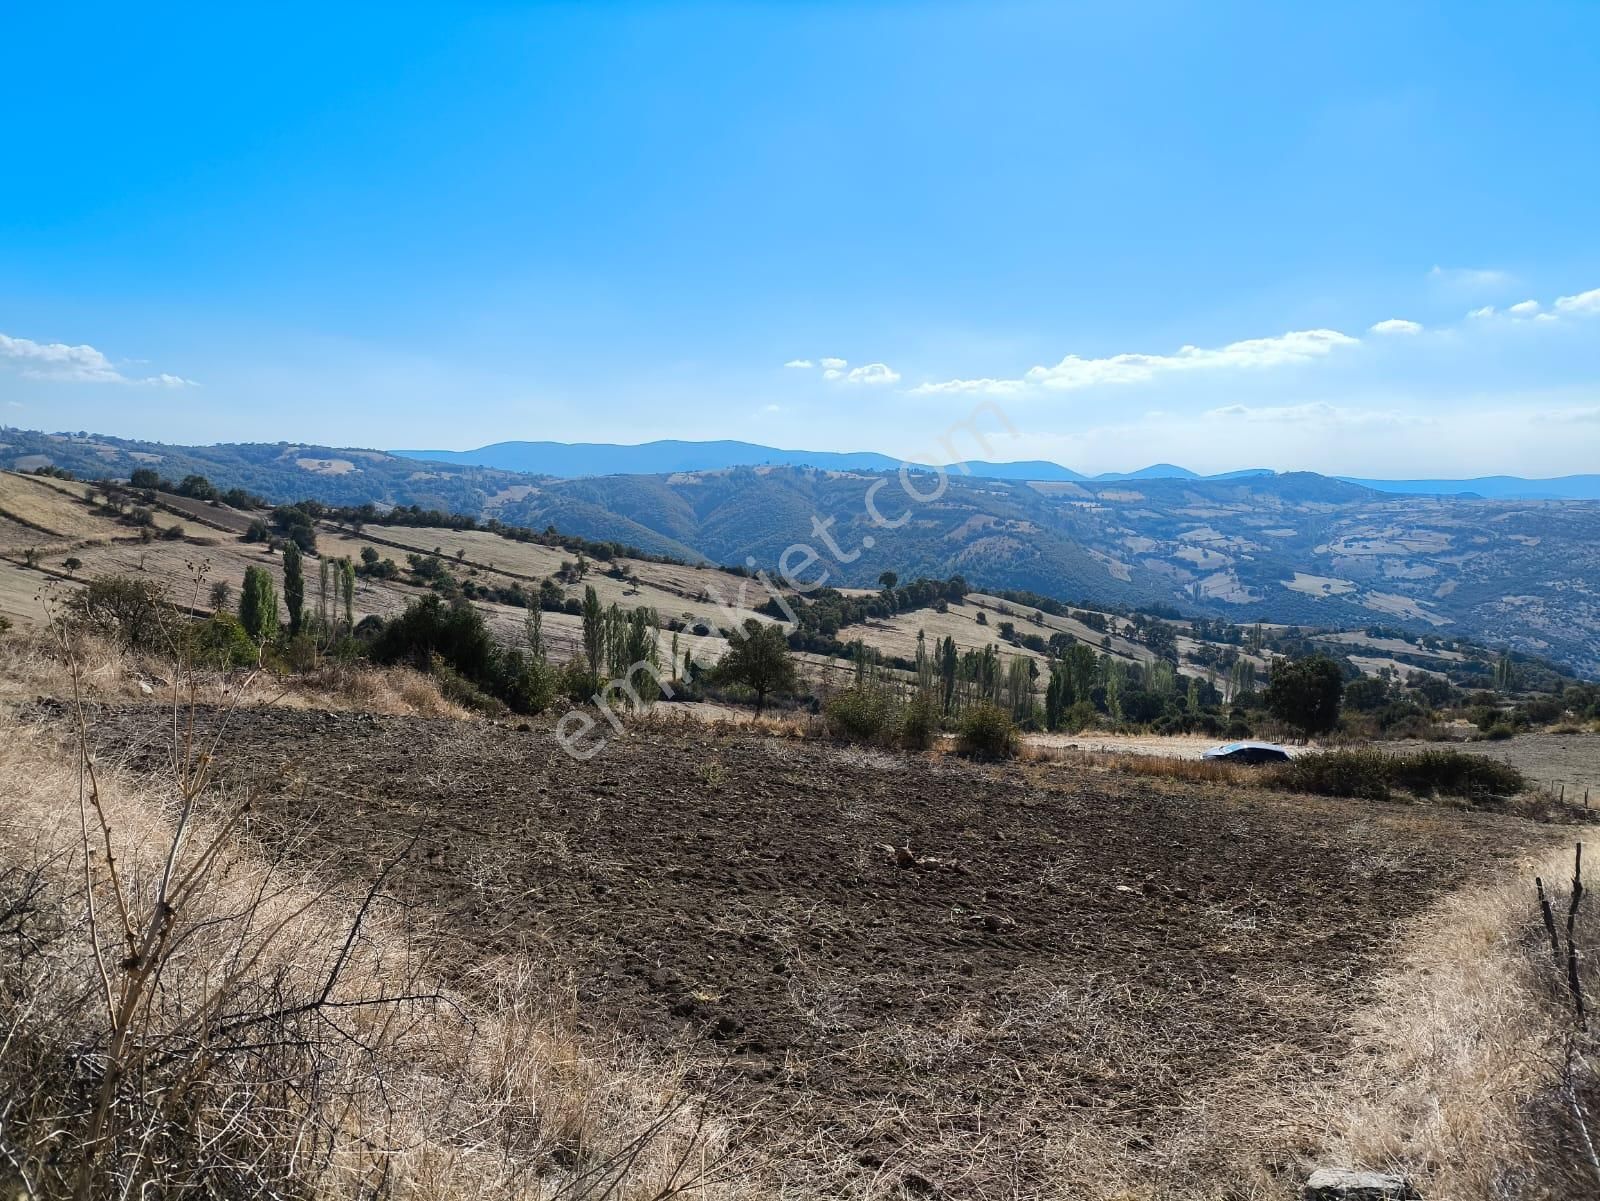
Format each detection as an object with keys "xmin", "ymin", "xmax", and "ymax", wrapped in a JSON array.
[
  {"xmin": 580, "ymin": 585, "xmax": 605, "ymax": 685},
  {"xmin": 282, "ymin": 540, "xmax": 306, "ymax": 636},
  {"xmin": 1265, "ymin": 654, "xmax": 1344, "ymax": 738},
  {"xmin": 238, "ymin": 565, "xmax": 279, "ymax": 643},
  {"xmin": 717, "ymin": 618, "xmax": 797, "ymax": 715}
]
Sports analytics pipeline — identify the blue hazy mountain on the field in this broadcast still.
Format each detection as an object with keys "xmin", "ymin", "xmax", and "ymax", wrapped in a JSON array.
[
  {"xmin": 1338, "ymin": 474, "xmax": 1600, "ymax": 500},
  {"xmin": 392, "ymin": 440, "xmax": 1598, "ymax": 498},
  {"xmin": 392, "ymin": 439, "xmax": 1093, "ymax": 481},
  {"xmin": 390, "ymin": 441, "xmax": 1229, "ymax": 484}
]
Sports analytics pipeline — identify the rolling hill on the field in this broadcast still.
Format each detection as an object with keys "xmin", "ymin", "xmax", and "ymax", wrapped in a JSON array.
[
  {"xmin": 5, "ymin": 427, "xmax": 1598, "ymax": 672},
  {"xmin": 493, "ymin": 466, "xmax": 1600, "ymax": 673}
]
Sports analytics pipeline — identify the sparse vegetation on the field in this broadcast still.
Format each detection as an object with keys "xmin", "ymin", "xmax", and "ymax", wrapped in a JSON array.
[
  {"xmin": 0, "ymin": 490, "xmax": 1594, "ymax": 1198},
  {"xmin": 1270, "ymin": 747, "xmax": 1525, "ymax": 802},
  {"xmin": 825, "ymin": 686, "xmax": 899, "ymax": 744},
  {"xmin": 956, "ymin": 701, "xmax": 1017, "ymax": 759},
  {"xmin": 715, "ymin": 618, "xmax": 796, "ymax": 714},
  {"xmin": 0, "ymin": 655, "xmax": 725, "ymax": 1199},
  {"xmin": 62, "ymin": 575, "xmax": 176, "ymax": 652}
]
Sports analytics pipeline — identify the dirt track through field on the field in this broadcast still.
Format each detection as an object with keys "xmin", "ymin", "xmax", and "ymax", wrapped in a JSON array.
[{"xmin": 77, "ymin": 704, "xmax": 1550, "ymax": 1197}]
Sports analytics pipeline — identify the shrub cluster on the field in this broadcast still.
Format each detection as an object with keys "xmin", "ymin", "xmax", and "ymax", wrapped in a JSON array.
[
  {"xmin": 824, "ymin": 687, "xmax": 901, "ymax": 744},
  {"xmin": 824, "ymin": 687, "xmax": 946, "ymax": 752},
  {"xmin": 1270, "ymin": 748, "xmax": 1524, "ymax": 802},
  {"xmin": 956, "ymin": 703, "xmax": 1017, "ymax": 760},
  {"xmin": 366, "ymin": 594, "xmax": 555, "ymax": 715}
]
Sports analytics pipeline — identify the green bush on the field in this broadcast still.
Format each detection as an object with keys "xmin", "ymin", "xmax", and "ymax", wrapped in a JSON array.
[
  {"xmin": 554, "ymin": 658, "xmax": 597, "ymax": 701},
  {"xmin": 428, "ymin": 654, "xmax": 506, "ymax": 716},
  {"xmin": 369, "ymin": 594, "xmax": 556, "ymax": 714},
  {"xmin": 282, "ymin": 632, "xmax": 319, "ymax": 674},
  {"xmin": 1061, "ymin": 700, "xmax": 1098, "ymax": 734},
  {"xmin": 64, "ymin": 576, "xmax": 177, "ymax": 652},
  {"xmin": 183, "ymin": 612, "xmax": 260, "ymax": 669},
  {"xmin": 899, "ymin": 693, "xmax": 940, "ymax": 750},
  {"xmin": 957, "ymin": 703, "xmax": 1017, "ymax": 759},
  {"xmin": 1388, "ymin": 749, "xmax": 1523, "ymax": 799},
  {"xmin": 497, "ymin": 650, "xmax": 557, "ymax": 714},
  {"xmin": 1468, "ymin": 705, "xmax": 1501, "ymax": 732},
  {"xmin": 825, "ymin": 687, "xmax": 898, "ymax": 744},
  {"xmin": 1271, "ymin": 748, "xmax": 1524, "ymax": 802},
  {"xmin": 1517, "ymin": 697, "xmax": 1565, "ymax": 726},
  {"xmin": 1272, "ymin": 749, "xmax": 1393, "ymax": 800}
]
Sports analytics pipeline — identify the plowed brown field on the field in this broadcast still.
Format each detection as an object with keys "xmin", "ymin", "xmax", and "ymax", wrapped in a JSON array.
[{"xmin": 75, "ymin": 704, "xmax": 1547, "ymax": 1197}]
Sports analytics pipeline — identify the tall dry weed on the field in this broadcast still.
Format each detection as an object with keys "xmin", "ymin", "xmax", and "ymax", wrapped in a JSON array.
[{"xmin": 0, "ymin": 656, "xmax": 731, "ymax": 1198}]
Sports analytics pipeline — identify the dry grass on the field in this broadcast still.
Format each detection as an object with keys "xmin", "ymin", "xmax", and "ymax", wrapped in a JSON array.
[
  {"xmin": 0, "ymin": 471, "xmax": 117, "ymax": 544},
  {"xmin": 1019, "ymin": 742, "xmax": 1255, "ymax": 786},
  {"xmin": 0, "ymin": 626, "xmax": 470, "ymax": 718},
  {"xmin": 1305, "ymin": 839, "xmax": 1597, "ymax": 1198},
  {"xmin": 989, "ymin": 839, "xmax": 1596, "ymax": 1201},
  {"xmin": 0, "ymin": 686, "xmax": 734, "ymax": 1199}
]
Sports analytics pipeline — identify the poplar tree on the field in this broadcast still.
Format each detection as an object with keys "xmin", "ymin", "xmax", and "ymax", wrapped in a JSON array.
[
  {"xmin": 581, "ymin": 585, "xmax": 604, "ymax": 685},
  {"xmin": 339, "ymin": 558, "xmax": 356, "ymax": 636},
  {"xmin": 282, "ymin": 541, "xmax": 305, "ymax": 636},
  {"xmin": 940, "ymin": 635, "xmax": 958, "ymax": 715},
  {"xmin": 239, "ymin": 565, "xmax": 279, "ymax": 643}
]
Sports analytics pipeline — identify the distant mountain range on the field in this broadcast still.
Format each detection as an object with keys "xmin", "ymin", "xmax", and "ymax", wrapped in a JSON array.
[
  {"xmin": 392, "ymin": 439, "xmax": 1600, "ymax": 499},
  {"xmin": 5, "ymin": 427, "xmax": 1598, "ymax": 672}
]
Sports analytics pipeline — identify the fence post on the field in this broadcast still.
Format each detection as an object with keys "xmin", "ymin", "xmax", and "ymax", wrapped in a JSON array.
[
  {"xmin": 1539, "ymin": 877, "xmax": 1564, "ymax": 964},
  {"xmin": 1566, "ymin": 843, "xmax": 1587, "ymax": 1032}
]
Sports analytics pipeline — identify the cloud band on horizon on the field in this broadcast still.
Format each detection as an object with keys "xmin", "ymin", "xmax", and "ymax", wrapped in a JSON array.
[{"xmin": 0, "ymin": 331, "xmax": 196, "ymax": 387}]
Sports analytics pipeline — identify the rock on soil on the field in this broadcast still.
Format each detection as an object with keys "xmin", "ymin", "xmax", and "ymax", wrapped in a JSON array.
[{"xmin": 1304, "ymin": 1167, "xmax": 1418, "ymax": 1199}]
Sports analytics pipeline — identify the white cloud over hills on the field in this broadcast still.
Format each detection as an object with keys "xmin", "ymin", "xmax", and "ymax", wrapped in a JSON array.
[{"xmin": 0, "ymin": 331, "xmax": 196, "ymax": 387}]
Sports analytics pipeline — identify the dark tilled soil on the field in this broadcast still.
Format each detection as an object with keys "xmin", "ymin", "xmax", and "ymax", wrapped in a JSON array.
[{"xmin": 76, "ymin": 704, "xmax": 1547, "ymax": 1196}]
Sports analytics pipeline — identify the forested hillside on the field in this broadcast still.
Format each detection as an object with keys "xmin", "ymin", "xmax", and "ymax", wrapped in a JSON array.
[{"xmin": 7, "ymin": 429, "xmax": 1598, "ymax": 672}]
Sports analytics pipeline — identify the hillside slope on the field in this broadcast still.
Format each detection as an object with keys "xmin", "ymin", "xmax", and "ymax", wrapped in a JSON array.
[
  {"xmin": 5, "ymin": 429, "xmax": 1597, "ymax": 672},
  {"xmin": 498, "ymin": 466, "xmax": 1600, "ymax": 673}
]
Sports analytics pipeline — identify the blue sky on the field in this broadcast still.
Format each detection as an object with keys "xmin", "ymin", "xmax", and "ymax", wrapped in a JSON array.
[{"xmin": 2, "ymin": 2, "xmax": 1598, "ymax": 476}]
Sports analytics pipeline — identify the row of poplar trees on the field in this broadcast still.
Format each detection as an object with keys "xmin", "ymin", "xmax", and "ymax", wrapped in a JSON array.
[{"xmin": 235, "ymin": 542, "xmax": 359, "ymax": 648}]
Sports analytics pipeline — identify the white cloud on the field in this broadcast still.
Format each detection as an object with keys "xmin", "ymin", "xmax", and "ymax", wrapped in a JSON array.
[
  {"xmin": 1369, "ymin": 318, "xmax": 1422, "ymax": 335},
  {"xmin": 1462, "ymin": 288, "xmax": 1597, "ymax": 325},
  {"xmin": 1532, "ymin": 404, "xmax": 1600, "ymax": 424},
  {"xmin": 788, "ymin": 355, "xmax": 901, "ymax": 385},
  {"xmin": 842, "ymin": 362, "xmax": 900, "ymax": 386},
  {"xmin": 913, "ymin": 327, "xmax": 1357, "ymax": 397},
  {"xmin": 1554, "ymin": 287, "xmax": 1600, "ymax": 315},
  {"xmin": 1204, "ymin": 402, "xmax": 1429, "ymax": 428},
  {"xmin": 908, "ymin": 377, "xmax": 1031, "ymax": 397},
  {"xmin": 761, "ymin": 402, "xmax": 782, "ymax": 413},
  {"xmin": 1429, "ymin": 265, "xmax": 1512, "ymax": 292},
  {"xmin": 1, "ymin": 331, "xmax": 125, "ymax": 383},
  {"xmin": 0, "ymin": 330, "xmax": 195, "ymax": 387},
  {"xmin": 1026, "ymin": 328, "xmax": 1359, "ymax": 389}
]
